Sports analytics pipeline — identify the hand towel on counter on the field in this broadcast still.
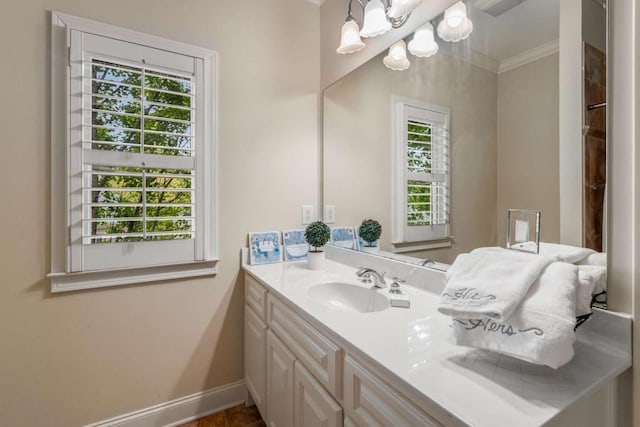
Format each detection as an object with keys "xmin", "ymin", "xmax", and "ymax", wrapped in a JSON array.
[
  {"xmin": 576, "ymin": 266, "xmax": 606, "ymax": 316},
  {"xmin": 451, "ymin": 262, "xmax": 578, "ymax": 369},
  {"xmin": 513, "ymin": 241, "xmax": 596, "ymax": 264},
  {"xmin": 576, "ymin": 252, "xmax": 607, "ymax": 267},
  {"xmin": 438, "ymin": 247, "xmax": 555, "ymax": 321}
]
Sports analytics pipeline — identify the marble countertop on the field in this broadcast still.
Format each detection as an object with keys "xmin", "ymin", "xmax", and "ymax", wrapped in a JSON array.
[{"xmin": 243, "ymin": 254, "xmax": 631, "ymax": 427}]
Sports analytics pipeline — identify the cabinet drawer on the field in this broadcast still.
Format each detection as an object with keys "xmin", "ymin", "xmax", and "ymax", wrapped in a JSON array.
[
  {"xmin": 245, "ymin": 274, "xmax": 268, "ymax": 321},
  {"xmin": 344, "ymin": 356, "xmax": 442, "ymax": 427},
  {"xmin": 268, "ymin": 294, "xmax": 343, "ymax": 399}
]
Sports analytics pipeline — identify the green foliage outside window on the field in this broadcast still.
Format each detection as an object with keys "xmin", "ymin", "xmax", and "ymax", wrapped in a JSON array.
[
  {"xmin": 407, "ymin": 121, "xmax": 432, "ymax": 226},
  {"xmin": 89, "ymin": 60, "xmax": 194, "ymax": 243}
]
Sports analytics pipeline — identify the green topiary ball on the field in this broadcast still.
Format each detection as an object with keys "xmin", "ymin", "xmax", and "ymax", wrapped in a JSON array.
[
  {"xmin": 305, "ymin": 221, "xmax": 331, "ymax": 251},
  {"xmin": 359, "ymin": 219, "xmax": 382, "ymax": 245}
]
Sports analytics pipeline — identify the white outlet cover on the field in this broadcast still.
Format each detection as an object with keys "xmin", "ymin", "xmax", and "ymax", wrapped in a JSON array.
[
  {"xmin": 302, "ymin": 205, "xmax": 315, "ymax": 225},
  {"xmin": 325, "ymin": 205, "xmax": 336, "ymax": 224}
]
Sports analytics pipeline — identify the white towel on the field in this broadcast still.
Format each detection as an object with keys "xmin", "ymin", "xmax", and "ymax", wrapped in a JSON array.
[
  {"xmin": 576, "ymin": 252, "xmax": 607, "ymax": 267},
  {"xmin": 439, "ymin": 247, "xmax": 555, "ymax": 321},
  {"xmin": 451, "ymin": 262, "xmax": 578, "ymax": 369},
  {"xmin": 538, "ymin": 242, "xmax": 596, "ymax": 263},
  {"xmin": 513, "ymin": 241, "xmax": 596, "ymax": 263},
  {"xmin": 576, "ymin": 265, "xmax": 607, "ymax": 313}
]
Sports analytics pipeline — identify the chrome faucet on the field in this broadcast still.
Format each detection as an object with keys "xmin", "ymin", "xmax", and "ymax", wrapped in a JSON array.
[{"xmin": 356, "ymin": 267, "xmax": 387, "ymax": 289}]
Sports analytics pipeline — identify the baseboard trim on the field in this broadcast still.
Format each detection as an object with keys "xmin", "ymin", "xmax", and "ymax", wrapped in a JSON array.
[{"xmin": 86, "ymin": 380, "xmax": 247, "ymax": 427}]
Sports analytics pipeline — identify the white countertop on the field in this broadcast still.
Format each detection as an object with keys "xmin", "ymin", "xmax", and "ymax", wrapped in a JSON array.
[{"xmin": 243, "ymin": 255, "xmax": 632, "ymax": 427}]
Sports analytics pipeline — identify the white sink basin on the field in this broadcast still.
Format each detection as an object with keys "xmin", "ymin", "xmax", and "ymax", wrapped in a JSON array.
[{"xmin": 308, "ymin": 282, "xmax": 389, "ymax": 313}]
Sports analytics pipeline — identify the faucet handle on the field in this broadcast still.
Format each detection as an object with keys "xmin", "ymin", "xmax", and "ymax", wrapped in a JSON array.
[{"xmin": 390, "ymin": 276, "xmax": 404, "ymax": 294}]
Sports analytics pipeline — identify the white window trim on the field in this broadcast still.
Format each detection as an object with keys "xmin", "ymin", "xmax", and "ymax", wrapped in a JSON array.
[
  {"xmin": 390, "ymin": 96, "xmax": 452, "ymax": 251},
  {"xmin": 49, "ymin": 12, "xmax": 219, "ymax": 292}
]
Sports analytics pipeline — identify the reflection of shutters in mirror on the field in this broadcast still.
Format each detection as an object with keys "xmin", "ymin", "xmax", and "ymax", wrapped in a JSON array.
[
  {"xmin": 392, "ymin": 99, "xmax": 450, "ymax": 245},
  {"xmin": 69, "ymin": 31, "xmax": 207, "ymax": 272}
]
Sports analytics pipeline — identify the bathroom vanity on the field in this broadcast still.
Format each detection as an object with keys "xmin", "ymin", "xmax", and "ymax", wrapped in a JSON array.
[{"xmin": 242, "ymin": 247, "xmax": 631, "ymax": 427}]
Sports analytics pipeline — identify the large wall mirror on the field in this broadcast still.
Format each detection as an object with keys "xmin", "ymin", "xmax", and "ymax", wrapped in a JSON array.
[{"xmin": 323, "ymin": 0, "xmax": 608, "ymax": 296}]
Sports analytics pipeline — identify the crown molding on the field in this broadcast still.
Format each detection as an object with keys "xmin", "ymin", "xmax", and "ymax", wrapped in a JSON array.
[
  {"xmin": 305, "ymin": 0, "xmax": 326, "ymax": 6},
  {"xmin": 498, "ymin": 39, "xmax": 560, "ymax": 74}
]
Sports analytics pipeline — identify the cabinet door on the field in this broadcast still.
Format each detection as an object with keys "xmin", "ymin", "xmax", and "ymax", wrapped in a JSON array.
[
  {"xmin": 268, "ymin": 294, "xmax": 343, "ymax": 399},
  {"xmin": 294, "ymin": 361, "xmax": 343, "ymax": 427},
  {"xmin": 267, "ymin": 330, "xmax": 296, "ymax": 427},
  {"xmin": 245, "ymin": 305, "xmax": 267, "ymax": 418}
]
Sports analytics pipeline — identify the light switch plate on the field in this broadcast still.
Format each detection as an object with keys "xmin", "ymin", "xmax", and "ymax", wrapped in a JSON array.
[
  {"xmin": 302, "ymin": 205, "xmax": 315, "ymax": 225},
  {"xmin": 515, "ymin": 219, "xmax": 530, "ymax": 243},
  {"xmin": 324, "ymin": 205, "xmax": 336, "ymax": 224}
]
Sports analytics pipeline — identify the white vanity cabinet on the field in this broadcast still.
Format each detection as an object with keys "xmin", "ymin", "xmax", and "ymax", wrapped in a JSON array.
[
  {"xmin": 294, "ymin": 362, "xmax": 343, "ymax": 427},
  {"xmin": 244, "ymin": 275, "xmax": 269, "ymax": 418},
  {"xmin": 343, "ymin": 356, "xmax": 441, "ymax": 427},
  {"xmin": 244, "ymin": 273, "xmax": 442, "ymax": 427},
  {"xmin": 266, "ymin": 330, "xmax": 296, "ymax": 427},
  {"xmin": 245, "ymin": 305, "xmax": 267, "ymax": 417}
]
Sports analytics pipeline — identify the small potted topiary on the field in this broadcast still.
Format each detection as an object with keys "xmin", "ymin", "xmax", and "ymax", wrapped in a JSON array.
[
  {"xmin": 358, "ymin": 219, "xmax": 382, "ymax": 253},
  {"xmin": 305, "ymin": 220, "xmax": 331, "ymax": 270}
]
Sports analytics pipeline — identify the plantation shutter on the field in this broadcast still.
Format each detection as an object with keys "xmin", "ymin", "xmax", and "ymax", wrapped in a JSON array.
[
  {"xmin": 68, "ymin": 31, "xmax": 206, "ymax": 271},
  {"xmin": 392, "ymin": 101, "xmax": 450, "ymax": 244}
]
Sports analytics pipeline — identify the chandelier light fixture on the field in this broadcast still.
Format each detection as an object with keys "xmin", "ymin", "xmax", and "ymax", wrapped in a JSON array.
[
  {"xmin": 336, "ymin": 0, "xmax": 424, "ymax": 53},
  {"xmin": 383, "ymin": 39, "xmax": 411, "ymax": 70},
  {"xmin": 360, "ymin": 0, "xmax": 393, "ymax": 37},
  {"xmin": 337, "ymin": 1, "xmax": 474, "ymax": 71},
  {"xmin": 437, "ymin": 1, "xmax": 473, "ymax": 42},
  {"xmin": 337, "ymin": 19, "xmax": 366, "ymax": 54},
  {"xmin": 407, "ymin": 22, "xmax": 439, "ymax": 58}
]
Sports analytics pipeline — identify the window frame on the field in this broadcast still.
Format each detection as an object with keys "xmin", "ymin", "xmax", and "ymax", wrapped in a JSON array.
[
  {"xmin": 49, "ymin": 12, "xmax": 219, "ymax": 292},
  {"xmin": 390, "ymin": 96, "xmax": 452, "ymax": 253}
]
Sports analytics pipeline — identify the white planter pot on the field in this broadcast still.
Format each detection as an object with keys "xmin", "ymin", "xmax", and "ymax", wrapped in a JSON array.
[
  {"xmin": 360, "ymin": 245, "xmax": 379, "ymax": 254},
  {"xmin": 307, "ymin": 251, "xmax": 325, "ymax": 270}
]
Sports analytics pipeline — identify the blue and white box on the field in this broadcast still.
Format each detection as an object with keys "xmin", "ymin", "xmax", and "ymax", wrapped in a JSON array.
[
  {"xmin": 282, "ymin": 229, "xmax": 309, "ymax": 261},
  {"xmin": 249, "ymin": 231, "xmax": 282, "ymax": 265},
  {"xmin": 330, "ymin": 227, "xmax": 357, "ymax": 250}
]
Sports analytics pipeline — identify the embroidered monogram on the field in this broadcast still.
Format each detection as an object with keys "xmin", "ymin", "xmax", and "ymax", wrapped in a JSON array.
[
  {"xmin": 453, "ymin": 319, "xmax": 544, "ymax": 337},
  {"xmin": 442, "ymin": 287, "xmax": 496, "ymax": 302}
]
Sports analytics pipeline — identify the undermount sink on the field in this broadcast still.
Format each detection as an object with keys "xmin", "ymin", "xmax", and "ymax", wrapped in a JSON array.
[{"xmin": 308, "ymin": 282, "xmax": 389, "ymax": 313}]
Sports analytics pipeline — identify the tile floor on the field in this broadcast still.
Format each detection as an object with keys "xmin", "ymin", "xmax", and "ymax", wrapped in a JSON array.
[{"xmin": 178, "ymin": 404, "xmax": 265, "ymax": 427}]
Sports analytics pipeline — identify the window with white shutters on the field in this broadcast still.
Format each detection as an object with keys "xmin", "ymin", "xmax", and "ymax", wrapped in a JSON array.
[
  {"xmin": 392, "ymin": 98, "xmax": 450, "ymax": 246},
  {"xmin": 50, "ymin": 13, "xmax": 217, "ymax": 291}
]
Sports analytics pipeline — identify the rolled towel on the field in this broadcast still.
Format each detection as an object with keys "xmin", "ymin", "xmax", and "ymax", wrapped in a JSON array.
[
  {"xmin": 451, "ymin": 262, "xmax": 578, "ymax": 369},
  {"xmin": 576, "ymin": 252, "xmax": 607, "ymax": 267},
  {"xmin": 439, "ymin": 247, "xmax": 555, "ymax": 321},
  {"xmin": 538, "ymin": 242, "xmax": 596, "ymax": 263},
  {"xmin": 578, "ymin": 264, "xmax": 607, "ymax": 298},
  {"xmin": 514, "ymin": 241, "xmax": 596, "ymax": 263}
]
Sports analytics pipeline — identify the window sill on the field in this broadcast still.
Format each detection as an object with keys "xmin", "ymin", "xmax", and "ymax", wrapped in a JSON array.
[
  {"xmin": 391, "ymin": 237, "xmax": 453, "ymax": 253},
  {"xmin": 48, "ymin": 260, "xmax": 219, "ymax": 293}
]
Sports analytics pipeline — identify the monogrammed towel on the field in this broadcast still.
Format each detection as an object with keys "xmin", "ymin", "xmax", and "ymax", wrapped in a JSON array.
[
  {"xmin": 451, "ymin": 262, "xmax": 578, "ymax": 369},
  {"xmin": 438, "ymin": 247, "xmax": 555, "ymax": 321},
  {"xmin": 576, "ymin": 265, "xmax": 606, "ymax": 316}
]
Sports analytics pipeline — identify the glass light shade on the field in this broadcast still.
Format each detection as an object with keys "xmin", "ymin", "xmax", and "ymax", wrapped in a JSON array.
[
  {"xmin": 388, "ymin": 0, "xmax": 424, "ymax": 19},
  {"xmin": 360, "ymin": 0, "xmax": 392, "ymax": 38},
  {"xmin": 437, "ymin": 1, "xmax": 473, "ymax": 42},
  {"xmin": 337, "ymin": 19, "xmax": 366, "ymax": 54},
  {"xmin": 383, "ymin": 40, "xmax": 411, "ymax": 71},
  {"xmin": 407, "ymin": 22, "xmax": 439, "ymax": 57}
]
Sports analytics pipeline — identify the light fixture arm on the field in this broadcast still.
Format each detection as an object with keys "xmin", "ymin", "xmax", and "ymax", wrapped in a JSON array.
[
  {"xmin": 345, "ymin": 0, "xmax": 411, "ymax": 28},
  {"xmin": 346, "ymin": 0, "xmax": 366, "ymax": 21}
]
